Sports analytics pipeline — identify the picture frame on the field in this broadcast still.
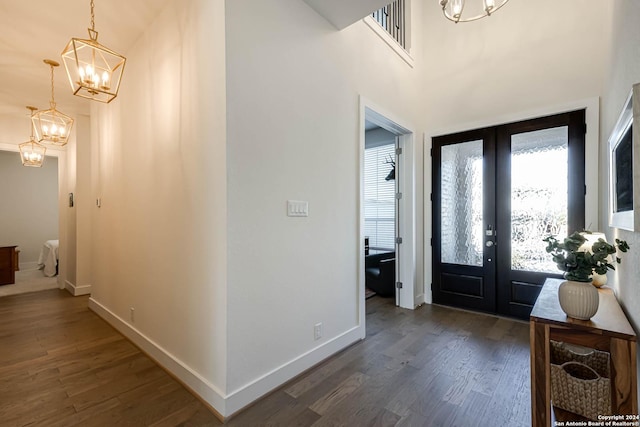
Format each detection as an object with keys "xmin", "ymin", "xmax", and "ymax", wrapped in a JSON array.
[{"xmin": 609, "ymin": 83, "xmax": 640, "ymax": 231}]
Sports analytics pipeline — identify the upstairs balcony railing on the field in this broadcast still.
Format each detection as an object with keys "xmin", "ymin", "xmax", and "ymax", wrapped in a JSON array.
[{"xmin": 372, "ymin": 0, "xmax": 407, "ymax": 49}]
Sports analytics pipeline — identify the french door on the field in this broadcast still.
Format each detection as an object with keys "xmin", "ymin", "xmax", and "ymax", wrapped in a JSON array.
[{"xmin": 432, "ymin": 110, "xmax": 585, "ymax": 319}]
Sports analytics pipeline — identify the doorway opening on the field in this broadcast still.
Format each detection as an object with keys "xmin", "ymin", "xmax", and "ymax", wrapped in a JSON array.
[
  {"xmin": 0, "ymin": 149, "xmax": 60, "ymax": 297},
  {"xmin": 361, "ymin": 103, "xmax": 417, "ymax": 315},
  {"xmin": 432, "ymin": 110, "xmax": 586, "ymax": 319},
  {"xmin": 364, "ymin": 124, "xmax": 398, "ymax": 303}
]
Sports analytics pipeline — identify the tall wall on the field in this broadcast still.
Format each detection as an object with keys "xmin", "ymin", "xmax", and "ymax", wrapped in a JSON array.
[
  {"xmin": 421, "ymin": 0, "xmax": 610, "ymax": 132},
  {"xmin": 88, "ymin": 0, "xmax": 229, "ymax": 412},
  {"xmin": 0, "ymin": 150, "xmax": 58, "ymax": 266},
  {"xmin": 224, "ymin": 0, "xmax": 425, "ymax": 412},
  {"xmin": 59, "ymin": 114, "xmax": 92, "ymax": 295},
  {"xmin": 600, "ymin": 0, "xmax": 640, "ymax": 406},
  {"xmin": 74, "ymin": 115, "xmax": 93, "ymax": 294}
]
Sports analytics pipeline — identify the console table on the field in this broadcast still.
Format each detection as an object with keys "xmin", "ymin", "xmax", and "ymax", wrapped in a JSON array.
[
  {"xmin": 0, "ymin": 246, "xmax": 18, "ymax": 285},
  {"xmin": 530, "ymin": 278, "xmax": 637, "ymax": 426}
]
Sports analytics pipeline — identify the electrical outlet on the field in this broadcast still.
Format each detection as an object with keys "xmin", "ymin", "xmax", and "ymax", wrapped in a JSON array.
[
  {"xmin": 314, "ymin": 322, "xmax": 322, "ymax": 341},
  {"xmin": 130, "ymin": 307, "xmax": 135, "ymax": 323}
]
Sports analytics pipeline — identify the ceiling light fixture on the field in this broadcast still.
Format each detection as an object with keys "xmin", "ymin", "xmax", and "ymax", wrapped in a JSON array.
[
  {"xmin": 32, "ymin": 59, "xmax": 74, "ymax": 146},
  {"xmin": 19, "ymin": 106, "xmax": 47, "ymax": 167},
  {"xmin": 439, "ymin": 0, "xmax": 511, "ymax": 23},
  {"xmin": 61, "ymin": 0, "xmax": 126, "ymax": 103}
]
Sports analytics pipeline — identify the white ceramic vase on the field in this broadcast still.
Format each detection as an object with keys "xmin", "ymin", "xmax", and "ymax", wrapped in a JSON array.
[{"xmin": 558, "ymin": 280, "xmax": 599, "ymax": 320}]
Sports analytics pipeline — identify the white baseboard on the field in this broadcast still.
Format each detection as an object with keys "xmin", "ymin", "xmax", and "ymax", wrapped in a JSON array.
[
  {"xmin": 88, "ymin": 297, "xmax": 227, "ymax": 416},
  {"xmin": 65, "ymin": 280, "xmax": 92, "ymax": 296},
  {"xmin": 225, "ymin": 325, "xmax": 362, "ymax": 416},
  {"xmin": 88, "ymin": 297, "xmax": 363, "ymax": 419}
]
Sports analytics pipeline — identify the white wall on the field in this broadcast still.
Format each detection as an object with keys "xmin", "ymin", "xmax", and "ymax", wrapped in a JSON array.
[
  {"xmin": 600, "ymin": 0, "xmax": 640, "ymax": 407},
  {"xmin": 75, "ymin": 115, "xmax": 92, "ymax": 293},
  {"xmin": 88, "ymin": 0, "xmax": 229, "ymax": 413},
  {"xmin": 421, "ymin": 0, "xmax": 610, "ymax": 132},
  {"xmin": 0, "ymin": 150, "xmax": 58, "ymax": 266},
  {"xmin": 224, "ymin": 0, "xmax": 425, "ymax": 413},
  {"xmin": 60, "ymin": 115, "xmax": 77, "ymax": 287},
  {"xmin": 60, "ymin": 114, "xmax": 92, "ymax": 295}
]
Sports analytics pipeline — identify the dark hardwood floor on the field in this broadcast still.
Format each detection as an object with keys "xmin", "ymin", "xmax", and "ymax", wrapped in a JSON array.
[{"xmin": 0, "ymin": 290, "xmax": 530, "ymax": 426}]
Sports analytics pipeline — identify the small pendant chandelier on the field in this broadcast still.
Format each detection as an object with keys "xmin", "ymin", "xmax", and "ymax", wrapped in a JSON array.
[
  {"xmin": 61, "ymin": 0, "xmax": 126, "ymax": 103},
  {"xmin": 32, "ymin": 59, "xmax": 75, "ymax": 146},
  {"xmin": 440, "ymin": 0, "xmax": 511, "ymax": 23},
  {"xmin": 19, "ymin": 106, "xmax": 47, "ymax": 168}
]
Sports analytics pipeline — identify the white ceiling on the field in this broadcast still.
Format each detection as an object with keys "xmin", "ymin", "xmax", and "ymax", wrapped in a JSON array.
[
  {"xmin": 302, "ymin": 0, "xmax": 392, "ymax": 29},
  {"xmin": 0, "ymin": 0, "xmax": 172, "ymax": 118},
  {"xmin": 0, "ymin": 0, "xmax": 394, "ymax": 122}
]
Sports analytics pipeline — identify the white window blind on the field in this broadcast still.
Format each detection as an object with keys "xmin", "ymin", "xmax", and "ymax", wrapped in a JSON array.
[{"xmin": 364, "ymin": 144, "xmax": 396, "ymax": 252}]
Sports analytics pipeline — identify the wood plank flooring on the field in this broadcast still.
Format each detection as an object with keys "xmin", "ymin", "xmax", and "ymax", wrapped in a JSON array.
[
  {"xmin": 0, "ymin": 290, "xmax": 531, "ymax": 426},
  {"xmin": 0, "ymin": 289, "xmax": 220, "ymax": 427}
]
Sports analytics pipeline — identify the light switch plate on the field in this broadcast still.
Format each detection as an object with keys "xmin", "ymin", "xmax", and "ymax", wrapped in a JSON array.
[{"xmin": 287, "ymin": 200, "xmax": 309, "ymax": 217}]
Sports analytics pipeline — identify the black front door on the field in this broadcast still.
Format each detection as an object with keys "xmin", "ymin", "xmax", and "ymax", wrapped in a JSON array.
[{"xmin": 432, "ymin": 110, "xmax": 586, "ymax": 318}]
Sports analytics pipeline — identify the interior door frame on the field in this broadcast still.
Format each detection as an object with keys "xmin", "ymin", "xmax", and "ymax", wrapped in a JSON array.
[
  {"xmin": 424, "ymin": 97, "xmax": 600, "ymax": 307},
  {"xmin": 359, "ymin": 97, "xmax": 418, "ymax": 317},
  {"xmin": 0, "ymin": 142, "xmax": 64, "ymax": 285}
]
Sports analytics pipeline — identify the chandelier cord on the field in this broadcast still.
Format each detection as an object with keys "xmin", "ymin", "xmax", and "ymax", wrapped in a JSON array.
[
  {"xmin": 49, "ymin": 63, "xmax": 56, "ymax": 108},
  {"xmin": 28, "ymin": 107, "xmax": 37, "ymax": 139},
  {"xmin": 27, "ymin": 111, "xmax": 32, "ymax": 139},
  {"xmin": 90, "ymin": 0, "xmax": 95, "ymax": 31}
]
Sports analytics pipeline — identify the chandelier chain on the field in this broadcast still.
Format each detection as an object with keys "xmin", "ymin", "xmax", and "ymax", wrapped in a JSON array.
[
  {"xmin": 27, "ymin": 107, "xmax": 38, "ymax": 138},
  {"xmin": 27, "ymin": 110, "xmax": 32, "ymax": 138},
  {"xmin": 49, "ymin": 63, "xmax": 56, "ymax": 106},
  {"xmin": 90, "ymin": 0, "xmax": 95, "ymax": 31}
]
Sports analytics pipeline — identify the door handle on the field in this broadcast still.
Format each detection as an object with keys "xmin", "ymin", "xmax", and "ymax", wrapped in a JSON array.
[{"xmin": 485, "ymin": 240, "xmax": 494, "ymax": 247}]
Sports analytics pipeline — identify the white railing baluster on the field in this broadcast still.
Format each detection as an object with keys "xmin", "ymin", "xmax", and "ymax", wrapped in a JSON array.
[{"xmin": 371, "ymin": 0, "xmax": 406, "ymax": 50}]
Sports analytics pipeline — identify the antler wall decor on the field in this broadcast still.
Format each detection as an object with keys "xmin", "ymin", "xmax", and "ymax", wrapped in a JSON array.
[{"xmin": 384, "ymin": 155, "xmax": 395, "ymax": 181}]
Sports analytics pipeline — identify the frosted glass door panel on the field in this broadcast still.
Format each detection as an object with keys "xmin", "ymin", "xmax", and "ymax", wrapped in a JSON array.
[
  {"xmin": 441, "ymin": 140, "xmax": 483, "ymax": 266},
  {"xmin": 511, "ymin": 127, "xmax": 568, "ymax": 272}
]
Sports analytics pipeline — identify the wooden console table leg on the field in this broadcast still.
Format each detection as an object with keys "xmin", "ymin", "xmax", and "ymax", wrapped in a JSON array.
[
  {"xmin": 610, "ymin": 337, "xmax": 638, "ymax": 414},
  {"xmin": 531, "ymin": 321, "xmax": 551, "ymax": 427}
]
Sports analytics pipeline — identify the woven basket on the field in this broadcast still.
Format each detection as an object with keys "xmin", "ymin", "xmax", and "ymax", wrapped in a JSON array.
[
  {"xmin": 551, "ymin": 341, "xmax": 610, "ymax": 377},
  {"xmin": 550, "ymin": 341, "xmax": 611, "ymax": 420}
]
